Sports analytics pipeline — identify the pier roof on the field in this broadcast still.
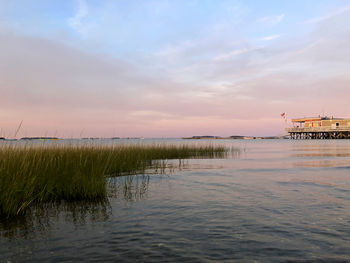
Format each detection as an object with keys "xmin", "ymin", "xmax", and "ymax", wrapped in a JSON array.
[
  {"xmin": 292, "ymin": 117, "xmax": 321, "ymax": 123},
  {"xmin": 291, "ymin": 117, "xmax": 345, "ymax": 123}
]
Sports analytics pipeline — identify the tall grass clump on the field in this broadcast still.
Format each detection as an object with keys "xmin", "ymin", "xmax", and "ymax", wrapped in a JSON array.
[{"xmin": 0, "ymin": 143, "xmax": 229, "ymax": 218}]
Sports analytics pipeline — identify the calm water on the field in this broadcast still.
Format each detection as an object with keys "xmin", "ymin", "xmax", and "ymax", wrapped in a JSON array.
[{"xmin": 2, "ymin": 139, "xmax": 350, "ymax": 262}]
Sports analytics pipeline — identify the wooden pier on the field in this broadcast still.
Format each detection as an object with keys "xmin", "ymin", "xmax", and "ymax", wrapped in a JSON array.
[
  {"xmin": 286, "ymin": 116, "xmax": 350, "ymax": 139},
  {"xmin": 286, "ymin": 127, "xmax": 350, "ymax": 139}
]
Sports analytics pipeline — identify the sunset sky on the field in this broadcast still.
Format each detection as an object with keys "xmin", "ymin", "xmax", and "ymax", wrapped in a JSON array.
[{"xmin": 1, "ymin": 0, "xmax": 350, "ymax": 138}]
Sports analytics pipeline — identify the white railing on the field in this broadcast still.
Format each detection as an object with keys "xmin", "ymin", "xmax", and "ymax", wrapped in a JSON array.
[{"xmin": 286, "ymin": 126, "xmax": 350, "ymax": 132}]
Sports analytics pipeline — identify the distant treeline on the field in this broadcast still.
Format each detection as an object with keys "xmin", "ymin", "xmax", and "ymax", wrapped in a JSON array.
[{"xmin": 20, "ymin": 137, "xmax": 59, "ymax": 140}]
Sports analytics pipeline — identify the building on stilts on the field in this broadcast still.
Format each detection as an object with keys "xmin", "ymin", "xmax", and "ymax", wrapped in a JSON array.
[{"xmin": 286, "ymin": 116, "xmax": 350, "ymax": 139}]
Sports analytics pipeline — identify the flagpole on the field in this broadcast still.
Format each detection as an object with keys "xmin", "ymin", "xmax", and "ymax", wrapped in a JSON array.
[
  {"xmin": 285, "ymin": 115, "xmax": 287, "ymax": 130},
  {"xmin": 281, "ymin": 112, "xmax": 287, "ymax": 134}
]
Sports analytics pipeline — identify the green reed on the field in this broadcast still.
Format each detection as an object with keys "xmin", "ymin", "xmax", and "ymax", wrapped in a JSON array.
[{"xmin": 0, "ymin": 143, "xmax": 229, "ymax": 218}]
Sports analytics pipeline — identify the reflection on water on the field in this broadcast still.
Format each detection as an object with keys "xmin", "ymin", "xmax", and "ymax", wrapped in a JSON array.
[
  {"xmin": 291, "ymin": 143, "xmax": 350, "ymax": 158},
  {"xmin": 108, "ymin": 175, "xmax": 150, "ymax": 201},
  {"xmin": 0, "ymin": 201, "xmax": 111, "ymax": 239},
  {"xmin": 2, "ymin": 139, "xmax": 350, "ymax": 262},
  {"xmin": 289, "ymin": 142, "xmax": 350, "ymax": 168},
  {"xmin": 1, "ymin": 175, "xmax": 150, "ymax": 238}
]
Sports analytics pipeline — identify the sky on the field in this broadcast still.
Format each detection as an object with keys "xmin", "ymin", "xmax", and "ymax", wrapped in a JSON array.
[{"xmin": 1, "ymin": 0, "xmax": 350, "ymax": 138}]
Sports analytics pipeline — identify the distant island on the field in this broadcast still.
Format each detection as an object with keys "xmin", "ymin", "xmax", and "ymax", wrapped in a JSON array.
[
  {"xmin": 20, "ymin": 137, "xmax": 59, "ymax": 140},
  {"xmin": 183, "ymin": 135, "xmax": 287, "ymax": 140}
]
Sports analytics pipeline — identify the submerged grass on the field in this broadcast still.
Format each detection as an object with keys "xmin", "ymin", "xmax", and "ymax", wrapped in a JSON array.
[{"xmin": 0, "ymin": 143, "xmax": 229, "ymax": 218}]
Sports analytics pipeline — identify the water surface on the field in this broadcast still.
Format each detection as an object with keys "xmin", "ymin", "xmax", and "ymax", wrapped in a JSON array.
[{"xmin": 2, "ymin": 139, "xmax": 350, "ymax": 262}]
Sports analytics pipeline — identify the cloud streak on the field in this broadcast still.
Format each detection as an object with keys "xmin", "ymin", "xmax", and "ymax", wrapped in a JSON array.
[
  {"xmin": 68, "ymin": 0, "xmax": 88, "ymax": 34},
  {"xmin": 304, "ymin": 4, "xmax": 350, "ymax": 24},
  {"xmin": 213, "ymin": 47, "xmax": 261, "ymax": 61},
  {"xmin": 259, "ymin": 14, "xmax": 285, "ymax": 26},
  {"xmin": 258, "ymin": 34, "xmax": 281, "ymax": 41}
]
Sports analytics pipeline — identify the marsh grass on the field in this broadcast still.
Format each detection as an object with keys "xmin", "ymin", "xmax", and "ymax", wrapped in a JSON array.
[{"xmin": 0, "ymin": 143, "xmax": 229, "ymax": 218}]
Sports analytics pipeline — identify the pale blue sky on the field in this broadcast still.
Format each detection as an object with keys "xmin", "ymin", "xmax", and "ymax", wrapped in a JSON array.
[
  {"xmin": 2, "ymin": 0, "xmax": 349, "ymax": 57},
  {"xmin": 1, "ymin": 1, "xmax": 350, "ymax": 137}
]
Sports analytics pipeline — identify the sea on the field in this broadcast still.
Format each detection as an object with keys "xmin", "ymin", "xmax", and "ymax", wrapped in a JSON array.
[{"xmin": 1, "ymin": 139, "xmax": 350, "ymax": 262}]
